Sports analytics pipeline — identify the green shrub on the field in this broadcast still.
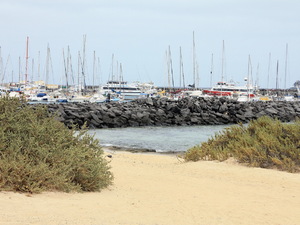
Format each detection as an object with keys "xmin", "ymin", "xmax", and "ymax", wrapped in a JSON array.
[
  {"xmin": 0, "ymin": 97, "xmax": 113, "ymax": 193},
  {"xmin": 184, "ymin": 116, "xmax": 300, "ymax": 173}
]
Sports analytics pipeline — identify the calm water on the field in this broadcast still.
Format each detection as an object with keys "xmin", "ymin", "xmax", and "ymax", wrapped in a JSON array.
[{"xmin": 88, "ymin": 125, "xmax": 232, "ymax": 153}]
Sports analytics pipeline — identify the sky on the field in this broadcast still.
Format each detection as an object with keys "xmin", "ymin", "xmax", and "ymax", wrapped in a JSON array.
[{"xmin": 0, "ymin": 0, "xmax": 299, "ymax": 89}]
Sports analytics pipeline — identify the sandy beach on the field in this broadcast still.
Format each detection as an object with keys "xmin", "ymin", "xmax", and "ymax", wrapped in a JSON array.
[{"xmin": 1, "ymin": 149, "xmax": 300, "ymax": 225}]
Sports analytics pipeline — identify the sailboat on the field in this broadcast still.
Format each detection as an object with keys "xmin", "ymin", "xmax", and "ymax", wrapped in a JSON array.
[{"xmin": 182, "ymin": 32, "xmax": 204, "ymax": 97}]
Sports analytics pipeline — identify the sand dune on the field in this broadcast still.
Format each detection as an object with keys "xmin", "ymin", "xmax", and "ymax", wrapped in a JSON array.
[{"xmin": 1, "ymin": 150, "xmax": 300, "ymax": 225}]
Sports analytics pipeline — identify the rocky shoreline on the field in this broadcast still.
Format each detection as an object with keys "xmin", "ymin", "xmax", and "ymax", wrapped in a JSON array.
[{"xmin": 43, "ymin": 97, "xmax": 300, "ymax": 129}]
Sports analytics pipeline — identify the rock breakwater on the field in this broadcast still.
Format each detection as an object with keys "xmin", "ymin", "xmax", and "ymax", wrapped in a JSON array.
[{"xmin": 44, "ymin": 97, "xmax": 300, "ymax": 129}]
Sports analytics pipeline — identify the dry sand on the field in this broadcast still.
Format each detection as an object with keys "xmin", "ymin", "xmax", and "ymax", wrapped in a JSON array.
[{"xmin": 1, "ymin": 149, "xmax": 300, "ymax": 225}]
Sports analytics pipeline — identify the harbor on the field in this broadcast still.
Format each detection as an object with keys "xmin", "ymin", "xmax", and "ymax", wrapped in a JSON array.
[
  {"xmin": 1, "ymin": 1, "xmax": 300, "ymax": 225},
  {"xmin": 1, "ymin": 79, "xmax": 300, "ymax": 103}
]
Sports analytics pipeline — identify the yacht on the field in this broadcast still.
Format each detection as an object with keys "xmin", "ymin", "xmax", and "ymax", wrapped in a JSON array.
[
  {"xmin": 99, "ymin": 80, "xmax": 143, "ymax": 101},
  {"xmin": 203, "ymin": 80, "xmax": 256, "ymax": 98}
]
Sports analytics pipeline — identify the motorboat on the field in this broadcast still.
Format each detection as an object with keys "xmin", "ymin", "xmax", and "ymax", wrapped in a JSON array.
[
  {"xmin": 203, "ymin": 80, "xmax": 256, "ymax": 99},
  {"xmin": 99, "ymin": 80, "xmax": 143, "ymax": 100}
]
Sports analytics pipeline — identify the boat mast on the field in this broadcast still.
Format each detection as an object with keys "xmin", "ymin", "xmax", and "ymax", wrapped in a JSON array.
[
  {"xmin": 221, "ymin": 40, "xmax": 225, "ymax": 84},
  {"xmin": 25, "ymin": 36, "xmax": 29, "ymax": 85},
  {"xmin": 119, "ymin": 63, "xmax": 123, "ymax": 87},
  {"xmin": 68, "ymin": 46, "xmax": 75, "ymax": 86},
  {"xmin": 97, "ymin": 57, "xmax": 101, "ymax": 87},
  {"xmin": 276, "ymin": 60, "xmax": 279, "ymax": 90},
  {"xmin": 111, "ymin": 54, "xmax": 114, "ymax": 81},
  {"xmin": 284, "ymin": 43, "xmax": 288, "ymax": 92},
  {"xmin": 247, "ymin": 55, "xmax": 252, "ymax": 100},
  {"xmin": 192, "ymin": 31, "xmax": 196, "ymax": 89},
  {"xmin": 168, "ymin": 46, "xmax": 174, "ymax": 90},
  {"xmin": 82, "ymin": 34, "xmax": 87, "ymax": 94},
  {"xmin": 256, "ymin": 63, "xmax": 259, "ymax": 90},
  {"xmin": 267, "ymin": 53, "xmax": 271, "ymax": 94},
  {"xmin": 210, "ymin": 53, "xmax": 214, "ymax": 87},
  {"xmin": 0, "ymin": 47, "xmax": 3, "ymax": 86},
  {"xmin": 116, "ymin": 60, "xmax": 119, "ymax": 82},
  {"xmin": 38, "ymin": 51, "xmax": 40, "ymax": 83},
  {"xmin": 18, "ymin": 56, "xmax": 21, "ymax": 85},
  {"xmin": 221, "ymin": 40, "xmax": 225, "ymax": 96},
  {"xmin": 181, "ymin": 48, "xmax": 185, "ymax": 89},
  {"xmin": 164, "ymin": 50, "xmax": 168, "ymax": 91},
  {"xmin": 45, "ymin": 44, "xmax": 50, "ymax": 86},
  {"xmin": 93, "ymin": 50, "xmax": 96, "ymax": 91},
  {"xmin": 62, "ymin": 49, "xmax": 68, "ymax": 92},
  {"xmin": 167, "ymin": 47, "xmax": 171, "ymax": 89},
  {"xmin": 196, "ymin": 62, "xmax": 199, "ymax": 89},
  {"xmin": 31, "ymin": 58, "xmax": 34, "ymax": 82},
  {"xmin": 179, "ymin": 46, "xmax": 182, "ymax": 88},
  {"xmin": 11, "ymin": 70, "xmax": 14, "ymax": 84},
  {"xmin": 2, "ymin": 55, "xmax": 10, "ymax": 85},
  {"xmin": 77, "ymin": 51, "xmax": 81, "ymax": 92}
]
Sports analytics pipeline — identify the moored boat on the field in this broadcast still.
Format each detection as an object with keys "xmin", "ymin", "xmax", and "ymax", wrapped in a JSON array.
[
  {"xmin": 99, "ymin": 80, "xmax": 143, "ymax": 100},
  {"xmin": 203, "ymin": 80, "xmax": 256, "ymax": 99}
]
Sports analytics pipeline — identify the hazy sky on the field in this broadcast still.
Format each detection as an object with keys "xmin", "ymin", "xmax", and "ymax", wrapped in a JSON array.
[{"xmin": 0, "ymin": 0, "xmax": 299, "ymax": 88}]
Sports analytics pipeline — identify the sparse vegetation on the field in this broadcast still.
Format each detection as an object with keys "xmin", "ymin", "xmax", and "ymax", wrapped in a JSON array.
[
  {"xmin": 184, "ymin": 116, "xmax": 300, "ymax": 172},
  {"xmin": 0, "ymin": 97, "xmax": 113, "ymax": 193}
]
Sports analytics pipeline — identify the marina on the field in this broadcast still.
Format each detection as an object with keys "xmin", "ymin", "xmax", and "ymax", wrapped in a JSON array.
[
  {"xmin": 1, "ymin": 78, "xmax": 300, "ymax": 104},
  {"xmin": 1, "ymin": 2, "xmax": 300, "ymax": 225}
]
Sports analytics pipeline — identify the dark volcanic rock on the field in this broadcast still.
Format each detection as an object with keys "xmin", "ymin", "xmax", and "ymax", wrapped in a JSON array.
[{"xmin": 43, "ymin": 97, "xmax": 300, "ymax": 129}]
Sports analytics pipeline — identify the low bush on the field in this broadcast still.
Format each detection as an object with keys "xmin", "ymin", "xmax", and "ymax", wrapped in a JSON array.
[
  {"xmin": 0, "ymin": 97, "xmax": 113, "ymax": 193},
  {"xmin": 184, "ymin": 116, "xmax": 300, "ymax": 172}
]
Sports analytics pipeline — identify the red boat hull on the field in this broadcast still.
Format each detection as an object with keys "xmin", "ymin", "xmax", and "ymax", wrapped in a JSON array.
[{"xmin": 203, "ymin": 90, "xmax": 255, "ymax": 98}]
